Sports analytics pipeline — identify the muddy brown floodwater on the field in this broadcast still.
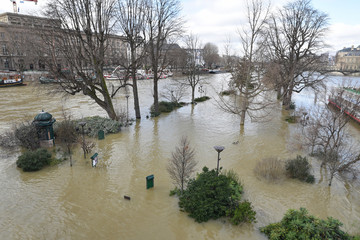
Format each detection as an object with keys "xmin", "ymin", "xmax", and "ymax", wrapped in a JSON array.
[{"xmin": 0, "ymin": 74, "xmax": 360, "ymax": 239}]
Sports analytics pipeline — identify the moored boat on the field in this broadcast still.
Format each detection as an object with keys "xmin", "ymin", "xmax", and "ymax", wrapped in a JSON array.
[
  {"xmin": 328, "ymin": 87, "xmax": 360, "ymax": 123},
  {"xmin": 0, "ymin": 72, "xmax": 26, "ymax": 87}
]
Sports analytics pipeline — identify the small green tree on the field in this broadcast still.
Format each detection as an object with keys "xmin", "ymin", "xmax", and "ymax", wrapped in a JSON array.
[
  {"xmin": 16, "ymin": 148, "xmax": 52, "ymax": 172},
  {"xmin": 261, "ymin": 208, "xmax": 354, "ymax": 240}
]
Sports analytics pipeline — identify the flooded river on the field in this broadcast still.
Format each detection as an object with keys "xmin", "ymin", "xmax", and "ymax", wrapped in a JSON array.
[{"xmin": 0, "ymin": 74, "xmax": 360, "ymax": 239}]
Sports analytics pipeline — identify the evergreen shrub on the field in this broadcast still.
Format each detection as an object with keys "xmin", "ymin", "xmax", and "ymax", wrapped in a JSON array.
[
  {"xmin": 16, "ymin": 148, "xmax": 52, "ymax": 171},
  {"xmin": 178, "ymin": 167, "xmax": 255, "ymax": 225},
  {"xmin": 285, "ymin": 155, "xmax": 315, "ymax": 183},
  {"xmin": 261, "ymin": 208, "xmax": 355, "ymax": 240}
]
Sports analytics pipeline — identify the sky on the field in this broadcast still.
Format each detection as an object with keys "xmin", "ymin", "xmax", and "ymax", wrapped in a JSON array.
[{"xmin": 1, "ymin": 0, "xmax": 359, "ymax": 55}]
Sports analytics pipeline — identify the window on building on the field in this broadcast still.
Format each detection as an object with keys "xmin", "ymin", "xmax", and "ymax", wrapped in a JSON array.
[
  {"xmin": 2, "ymin": 44, "xmax": 7, "ymax": 55},
  {"xmin": 0, "ymin": 32, "xmax": 4, "ymax": 40},
  {"xmin": 4, "ymin": 59, "xmax": 9, "ymax": 69}
]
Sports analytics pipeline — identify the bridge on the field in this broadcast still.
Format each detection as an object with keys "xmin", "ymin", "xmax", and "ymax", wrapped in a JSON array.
[{"xmin": 318, "ymin": 67, "xmax": 360, "ymax": 76}]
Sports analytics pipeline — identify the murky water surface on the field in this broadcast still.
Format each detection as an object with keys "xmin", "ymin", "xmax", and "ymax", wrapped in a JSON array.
[{"xmin": 1, "ymin": 74, "xmax": 360, "ymax": 239}]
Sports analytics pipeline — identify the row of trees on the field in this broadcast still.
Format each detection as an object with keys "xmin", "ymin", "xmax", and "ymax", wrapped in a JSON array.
[
  {"xmin": 218, "ymin": 0, "xmax": 329, "ymax": 126},
  {"xmin": 41, "ymin": 0, "xmax": 185, "ymax": 120}
]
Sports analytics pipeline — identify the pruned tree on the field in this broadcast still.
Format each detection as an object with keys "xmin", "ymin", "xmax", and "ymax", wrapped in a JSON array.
[
  {"xmin": 42, "ymin": 0, "xmax": 119, "ymax": 120},
  {"xmin": 14, "ymin": 122, "xmax": 40, "ymax": 150},
  {"xmin": 264, "ymin": 0, "xmax": 329, "ymax": 108},
  {"xmin": 167, "ymin": 136, "xmax": 197, "ymax": 194},
  {"xmin": 217, "ymin": 0, "xmax": 274, "ymax": 126},
  {"xmin": 181, "ymin": 34, "xmax": 202, "ymax": 103},
  {"xmin": 146, "ymin": 0, "xmax": 184, "ymax": 116},
  {"xmin": 202, "ymin": 42, "xmax": 220, "ymax": 69},
  {"xmin": 116, "ymin": 0, "xmax": 148, "ymax": 119},
  {"xmin": 55, "ymin": 111, "xmax": 78, "ymax": 167}
]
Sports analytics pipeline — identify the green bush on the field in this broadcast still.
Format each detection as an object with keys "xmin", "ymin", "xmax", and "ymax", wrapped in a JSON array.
[
  {"xmin": 285, "ymin": 115, "xmax": 297, "ymax": 123},
  {"xmin": 16, "ymin": 148, "xmax": 52, "ymax": 171},
  {"xmin": 285, "ymin": 155, "xmax": 315, "ymax": 183},
  {"xmin": 227, "ymin": 201, "xmax": 256, "ymax": 225},
  {"xmin": 194, "ymin": 96, "xmax": 210, "ymax": 102},
  {"xmin": 260, "ymin": 208, "xmax": 354, "ymax": 240},
  {"xmin": 150, "ymin": 101, "xmax": 183, "ymax": 117},
  {"xmin": 178, "ymin": 167, "xmax": 255, "ymax": 224}
]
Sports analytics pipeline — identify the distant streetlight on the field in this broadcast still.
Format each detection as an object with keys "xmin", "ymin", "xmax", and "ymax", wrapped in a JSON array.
[
  {"xmin": 125, "ymin": 95, "xmax": 129, "ymax": 124},
  {"xmin": 214, "ymin": 146, "xmax": 225, "ymax": 175},
  {"xmin": 79, "ymin": 121, "xmax": 86, "ymax": 158}
]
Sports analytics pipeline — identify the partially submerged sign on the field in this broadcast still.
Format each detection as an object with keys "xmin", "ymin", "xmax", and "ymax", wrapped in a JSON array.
[{"xmin": 91, "ymin": 153, "xmax": 98, "ymax": 167}]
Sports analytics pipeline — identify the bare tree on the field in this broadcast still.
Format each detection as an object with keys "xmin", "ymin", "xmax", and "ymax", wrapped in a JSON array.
[
  {"xmin": 265, "ymin": 0, "xmax": 329, "ymax": 108},
  {"xmin": 116, "ymin": 0, "xmax": 148, "ymax": 119},
  {"xmin": 217, "ymin": 0, "xmax": 274, "ymax": 126},
  {"xmin": 42, "ymin": 0, "xmax": 119, "ymax": 120},
  {"xmin": 146, "ymin": 0, "xmax": 184, "ymax": 115},
  {"xmin": 202, "ymin": 42, "xmax": 220, "ymax": 69},
  {"xmin": 167, "ymin": 136, "xmax": 197, "ymax": 193},
  {"xmin": 299, "ymin": 86, "xmax": 360, "ymax": 186},
  {"xmin": 181, "ymin": 34, "xmax": 202, "ymax": 103},
  {"xmin": 161, "ymin": 82, "xmax": 187, "ymax": 104}
]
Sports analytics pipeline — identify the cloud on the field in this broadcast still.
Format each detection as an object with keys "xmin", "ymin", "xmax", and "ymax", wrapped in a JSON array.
[{"xmin": 323, "ymin": 23, "xmax": 360, "ymax": 54}]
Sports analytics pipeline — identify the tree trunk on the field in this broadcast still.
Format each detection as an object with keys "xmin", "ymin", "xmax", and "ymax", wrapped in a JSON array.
[
  {"xmin": 153, "ymin": 68, "xmax": 159, "ymax": 115},
  {"xmin": 131, "ymin": 48, "xmax": 141, "ymax": 119},
  {"xmin": 282, "ymin": 89, "xmax": 293, "ymax": 109},
  {"xmin": 191, "ymin": 85, "xmax": 195, "ymax": 103},
  {"xmin": 132, "ymin": 76, "xmax": 141, "ymax": 119},
  {"xmin": 240, "ymin": 110, "xmax": 246, "ymax": 126}
]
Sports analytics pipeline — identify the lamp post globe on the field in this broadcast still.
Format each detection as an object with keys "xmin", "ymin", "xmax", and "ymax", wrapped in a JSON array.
[{"xmin": 214, "ymin": 146, "xmax": 225, "ymax": 175}]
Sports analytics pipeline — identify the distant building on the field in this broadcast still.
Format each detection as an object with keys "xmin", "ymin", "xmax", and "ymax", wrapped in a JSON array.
[
  {"xmin": 0, "ymin": 12, "xmax": 127, "ymax": 72},
  {"xmin": 335, "ymin": 45, "xmax": 360, "ymax": 71},
  {"xmin": 0, "ymin": 12, "xmax": 61, "ymax": 71}
]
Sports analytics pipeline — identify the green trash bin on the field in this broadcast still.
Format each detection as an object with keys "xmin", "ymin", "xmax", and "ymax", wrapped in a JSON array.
[
  {"xmin": 146, "ymin": 175, "xmax": 154, "ymax": 189},
  {"xmin": 98, "ymin": 130, "xmax": 104, "ymax": 140}
]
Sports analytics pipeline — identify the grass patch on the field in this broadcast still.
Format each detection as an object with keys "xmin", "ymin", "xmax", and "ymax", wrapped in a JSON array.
[
  {"xmin": 220, "ymin": 90, "xmax": 236, "ymax": 95},
  {"xmin": 194, "ymin": 96, "xmax": 210, "ymax": 102},
  {"xmin": 72, "ymin": 116, "xmax": 121, "ymax": 137},
  {"xmin": 150, "ymin": 101, "xmax": 184, "ymax": 117}
]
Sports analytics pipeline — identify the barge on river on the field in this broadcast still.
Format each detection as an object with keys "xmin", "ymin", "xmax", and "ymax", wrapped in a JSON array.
[
  {"xmin": 328, "ymin": 87, "xmax": 360, "ymax": 123},
  {"xmin": 0, "ymin": 71, "xmax": 26, "ymax": 87}
]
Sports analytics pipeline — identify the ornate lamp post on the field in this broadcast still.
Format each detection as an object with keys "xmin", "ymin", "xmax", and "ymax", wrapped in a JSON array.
[
  {"xmin": 214, "ymin": 146, "xmax": 225, "ymax": 175},
  {"xmin": 79, "ymin": 121, "xmax": 86, "ymax": 158}
]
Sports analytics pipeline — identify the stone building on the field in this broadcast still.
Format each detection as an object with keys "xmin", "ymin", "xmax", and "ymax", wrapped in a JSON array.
[
  {"xmin": 0, "ymin": 12, "xmax": 127, "ymax": 72},
  {"xmin": 0, "ymin": 12, "xmax": 61, "ymax": 71},
  {"xmin": 335, "ymin": 45, "xmax": 360, "ymax": 71}
]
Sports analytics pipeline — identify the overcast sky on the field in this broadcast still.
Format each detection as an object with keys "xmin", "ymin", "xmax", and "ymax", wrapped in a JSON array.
[{"xmin": 1, "ymin": 0, "xmax": 359, "ymax": 55}]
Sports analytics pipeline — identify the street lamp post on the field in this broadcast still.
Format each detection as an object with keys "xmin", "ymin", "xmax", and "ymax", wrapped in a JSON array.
[
  {"xmin": 214, "ymin": 146, "xmax": 225, "ymax": 175},
  {"xmin": 79, "ymin": 121, "xmax": 86, "ymax": 158},
  {"xmin": 125, "ymin": 95, "xmax": 129, "ymax": 125}
]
